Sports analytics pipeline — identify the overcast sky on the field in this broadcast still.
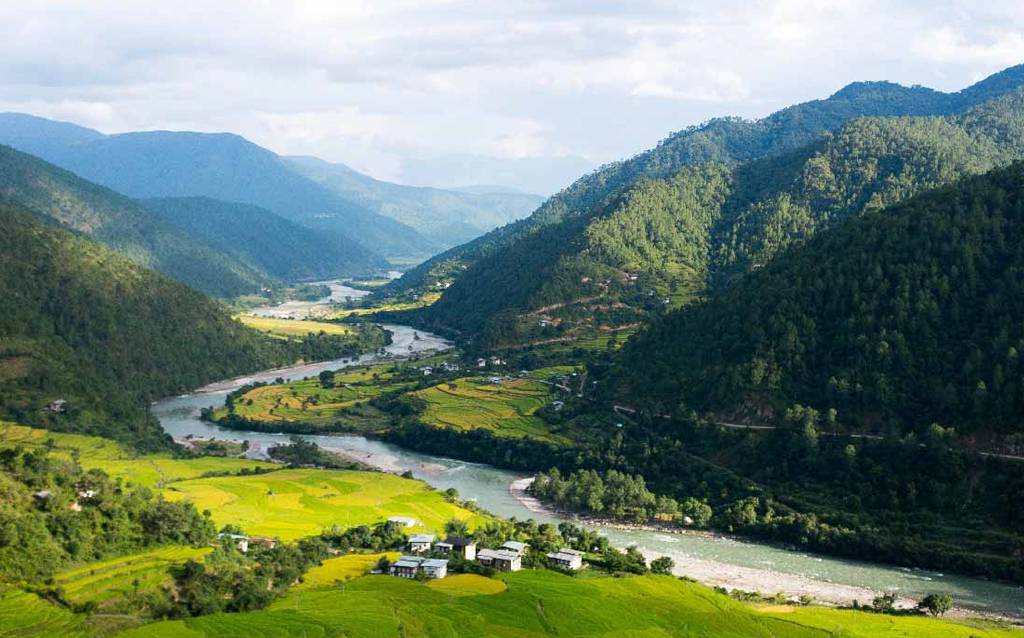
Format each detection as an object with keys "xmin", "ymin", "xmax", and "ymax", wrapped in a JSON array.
[{"xmin": 2, "ymin": 1, "xmax": 1023, "ymax": 192}]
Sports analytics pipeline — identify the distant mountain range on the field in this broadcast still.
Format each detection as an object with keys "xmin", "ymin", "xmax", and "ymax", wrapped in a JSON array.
[
  {"xmin": 391, "ymin": 64, "xmax": 1024, "ymax": 348},
  {"xmin": 0, "ymin": 114, "xmax": 543, "ymax": 263},
  {"xmin": 285, "ymin": 156, "xmax": 542, "ymax": 247}
]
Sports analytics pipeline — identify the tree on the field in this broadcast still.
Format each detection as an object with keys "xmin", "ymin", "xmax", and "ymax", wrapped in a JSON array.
[
  {"xmin": 650, "ymin": 556, "xmax": 674, "ymax": 574},
  {"xmin": 918, "ymin": 593, "xmax": 953, "ymax": 616},
  {"xmin": 444, "ymin": 518, "xmax": 469, "ymax": 537},
  {"xmin": 318, "ymin": 370, "xmax": 335, "ymax": 389}
]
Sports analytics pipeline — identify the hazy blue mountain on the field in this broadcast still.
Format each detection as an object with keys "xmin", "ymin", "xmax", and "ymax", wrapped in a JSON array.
[
  {"xmin": 285, "ymin": 155, "xmax": 542, "ymax": 247},
  {"xmin": 143, "ymin": 196, "xmax": 389, "ymax": 281},
  {"xmin": 0, "ymin": 114, "xmax": 435, "ymax": 262},
  {"xmin": 0, "ymin": 144, "xmax": 274, "ymax": 297}
]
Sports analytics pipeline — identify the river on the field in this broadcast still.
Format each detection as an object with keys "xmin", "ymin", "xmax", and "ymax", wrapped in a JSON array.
[{"xmin": 152, "ymin": 322, "xmax": 1023, "ymax": 617}]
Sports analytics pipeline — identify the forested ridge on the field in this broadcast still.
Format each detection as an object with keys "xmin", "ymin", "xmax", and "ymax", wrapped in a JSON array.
[
  {"xmin": 400, "ymin": 66, "xmax": 1024, "ymax": 348},
  {"xmin": 0, "ymin": 145, "xmax": 274, "ymax": 297},
  {"xmin": 143, "ymin": 196, "xmax": 388, "ymax": 281},
  {"xmin": 0, "ymin": 204, "xmax": 307, "ymax": 449},
  {"xmin": 607, "ymin": 161, "xmax": 1024, "ymax": 440}
]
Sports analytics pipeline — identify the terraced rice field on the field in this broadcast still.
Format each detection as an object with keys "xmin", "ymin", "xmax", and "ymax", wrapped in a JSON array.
[
  {"xmin": 54, "ymin": 546, "xmax": 211, "ymax": 606},
  {"xmin": 0, "ymin": 589, "xmax": 91, "ymax": 638},
  {"xmin": 115, "ymin": 571, "xmax": 1019, "ymax": 638},
  {"xmin": 235, "ymin": 315, "xmax": 355, "ymax": 339},
  {"xmin": 411, "ymin": 374, "xmax": 567, "ymax": 444},
  {"xmin": 426, "ymin": 573, "xmax": 507, "ymax": 596},
  {"xmin": 223, "ymin": 366, "xmax": 417, "ymax": 426},
  {"xmin": 161, "ymin": 469, "xmax": 481, "ymax": 540},
  {"xmin": 0, "ymin": 423, "xmax": 276, "ymax": 488},
  {"xmin": 325, "ymin": 292, "xmax": 441, "ymax": 319},
  {"xmin": 294, "ymin": 553, "xmax": 399, "ymax": 590}
]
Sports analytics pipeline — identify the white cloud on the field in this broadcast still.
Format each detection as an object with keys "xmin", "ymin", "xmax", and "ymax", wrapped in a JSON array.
[{"xmin": 0, "ymin": 0, "xmax": 1022, "ymax": 190}]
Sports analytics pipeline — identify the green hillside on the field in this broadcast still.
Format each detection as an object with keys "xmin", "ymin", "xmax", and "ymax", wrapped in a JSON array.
[
  {"xmin": 611, "ymin": 161, "xmax": 1024, "ymax": 437},
  {"xmin": 143, "ymin": 196, "xmax": 388, "ymax": 281},
  {"xmin": 398, "ymin": 66, "xmax": 1024, "ymax": 347},
  {"xmin": 115, "ymin": 571, "xmax": 1015, "ymax": 638},
  {"xmin": 0, "ymin": 203, "xmax": 296, "ymax": 449},
  {"xmin": 286, "ymin": 155, "xmax": 542, "ymax": 248},
  {"xmin": 0, "ymin": 145, "xmax": 272, "ymax": 297}
]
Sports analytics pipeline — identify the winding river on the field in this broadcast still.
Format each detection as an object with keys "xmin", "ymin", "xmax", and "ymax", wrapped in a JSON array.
[{"xmin": 153, "ymin": 318, "xmax": 1023, "ymax": 617}]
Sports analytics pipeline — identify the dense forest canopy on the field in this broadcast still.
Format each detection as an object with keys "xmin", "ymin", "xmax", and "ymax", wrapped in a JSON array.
[
  {"xmin": 0, "ymin": 204, "xmax": 302, "ymax": 449},
  {"xmin": 608, "ymin": 162, "xmax": 1024, "ymax": 440}
]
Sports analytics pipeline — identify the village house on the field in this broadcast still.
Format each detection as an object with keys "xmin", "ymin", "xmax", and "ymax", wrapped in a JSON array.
[
  {"xmin": 420, "ymin": 366, "xmax": 433, "ymax": 376},
  {"xmin": 546, "ymin": 548, "xmax": 584, "ymax": 571},
  {"xmin": 389, "ymin": 556, "xmax": 448, "ymax": 579},
  {"xmin": 45, "ymin": 399, "xmax": 67, "ymax": 413},
  {"xmin": 436, "ymin": 536, "xmax": 477, "ymax": 560},
  {"xmin": 477, "ymin": 548, "xmax": 522, "ymax": 572},
  {"xmin": 477, "ymin": 358, "xmax": 487, "ymax": 368},
  {"xmin": 501, "ymin": 540, "xmax": 528, "ymax": 555},
  {"xmin": 217, "ymin": 532, "xmax": 250, "ymax": 553},
  {"xmin": 407, "ymin": 533, "xmax": 435, "ymax": 553},
  {"xmin": 248, "ymin": 536, "xmax": 276, "ymax": 550}
]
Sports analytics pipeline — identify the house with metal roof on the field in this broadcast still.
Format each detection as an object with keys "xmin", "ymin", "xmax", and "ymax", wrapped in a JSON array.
[
  {"xmin": 407, "ymin": 533, "xmax": 435, "ymax": 553},
  {"xmin": 500, "ymin": 540, "xmax": 528, "ymax": 555},
  {"xmin": 388, "ymin": 555, "xmax": 448, "ymax": 579},
  {"xmin": 477, "ymin": 548, "xmax": 522, "ymax": 572},
  {"xmin": 546, "ymin": 548, "xmax": 584, "ymax": 571}
]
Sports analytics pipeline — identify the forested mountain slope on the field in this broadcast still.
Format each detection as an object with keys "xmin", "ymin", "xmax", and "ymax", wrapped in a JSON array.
[
  {"xmin": 0, "ymin": 145, "xmax": 273, "ymax": 297},
  {"xmin": 0, "ymin": 204, "xmax": 296, "ymax": 450},
  {"xmin": 0, "ymin": 115, "xmax": 433, "ymax": 262},
  {"xmin": 286, "ymin": 156, "xmax": 542, "ymax": 248},
  {"xmin": 608, "ymin": 162, "xmax": 1024, "ymax": 439},
  {"xmin": 409, "ymin": 67, "xmax": 1024, "ymax": 347},
  {"xmin": 143, "ymin": 196, "xmax": 388, "ymax": 281}
]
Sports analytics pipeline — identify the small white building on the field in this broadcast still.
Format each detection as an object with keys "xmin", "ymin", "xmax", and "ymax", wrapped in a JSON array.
[
  {"xmin": 421, "ymin": 366, "xmax": 434, "ymax": 376},
  {"xmin": 421, "ymin": 558, "xmax": 449, "ymax": 579},
  {"xmin": 477, "ymin": 358, "xmax": 487, "ymax": 368},
  {"xmin": 501, "ymin": 540, "xmax": 528, "ymax": 555},
  {"xmin": 407, "ymin": 533, "xmax": 435, "ymax": 553},
  {"xmin": 547, "ymin": 548, "xmax": 584, "ymax": 571},
  {"xmin": 437, "ymin": 537, "xmax": 477, "ymax": 560},
  {"xmin": 217, "ymin": 533, "xmax": 250, "ymax": 553},
  {"xmin": 477, "ymin": 548, "xmax": 522, "ymax": 572}
]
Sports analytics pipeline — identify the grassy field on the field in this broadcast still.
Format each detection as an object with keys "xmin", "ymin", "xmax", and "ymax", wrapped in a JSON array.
[
  {"xmin": 162, "ymin": 469, "xmax": 481, "ymax": 540},
  {"xmin": 54, "ymin": 546, "xmax": 211, "ymax": 607},
  {"xmin": 115, "ymin": 571, "xmax": 1019, "ymax": 638},
  {"xmin": 0, "ymin": 422, "xmax": 277, "ymax": 488},
  {"xmin": 325, "ymin": 292, "xmax": 441, "ymax": 319},
  {"xmin": 219, "ymin": 364, "xmax": 418, "ymax": 428},
  {"xmin": 294, "ymin": 552, "xmax": 399, "ymax": 590},
  {"xmin": 426, "ymin": 573, "xmax": 507, "ymax": 597},
  {"xmin": 235, "ymin": 315, "xmax": 355, "ymax": 339},
  {"xmin": 411, "ymin": 372, "xmax": 568, "ymax": 444}
]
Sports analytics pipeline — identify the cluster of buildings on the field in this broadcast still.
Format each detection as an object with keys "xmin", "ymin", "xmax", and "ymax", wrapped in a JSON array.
[{"xmin": 387, "ymin": 534, "xmax": 583, "ymax": 580}]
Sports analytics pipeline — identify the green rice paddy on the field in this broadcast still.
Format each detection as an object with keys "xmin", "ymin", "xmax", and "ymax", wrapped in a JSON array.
[{"xmin": 161, "ymin": 469, "xmax": 481, "ymax": 540}]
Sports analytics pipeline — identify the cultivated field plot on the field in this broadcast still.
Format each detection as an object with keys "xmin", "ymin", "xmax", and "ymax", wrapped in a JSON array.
[
  {"xmin": 294, "ymin": 552, "xmax": 399, "ymax": 590},
  {"xmin": 0, "ymin": 589, "xmax": 92, "ymax": 638},
  {"xmin": 426, "ymin": 573, "xmax": 507, "ymax": 596},
  {"xmin": 324, "ymin": 292, "xmax": 441, "ymax": 319},
  {"xmin": 115, "ymin": 571, "xmax": 1017, "ymax": 638},
  {"xmin": 161, "ymin": 469, "xmax": 479, "ymax": 540},
  {"xmin": 0, "ymin": 423, "xmax": 276, "ymax": 488},
  {"xmin": 236, "ymin": 315, "xmax": 355, "ymax": 339},
  {"xmin": 54, "ymin": 546, "xmax": 211, "ymax": 607},
  {"xmin": 223, "ymin": 366, "xmax": 417, "ymax": 427},
  {"xmin": 411, "ymin": 374, "xmax": 567, "ymax": 444}
]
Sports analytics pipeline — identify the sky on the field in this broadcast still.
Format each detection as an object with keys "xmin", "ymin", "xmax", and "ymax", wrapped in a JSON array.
[{"xmin": 1, "ymin": 0, "xmax": 1023, "ymax": 193}]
